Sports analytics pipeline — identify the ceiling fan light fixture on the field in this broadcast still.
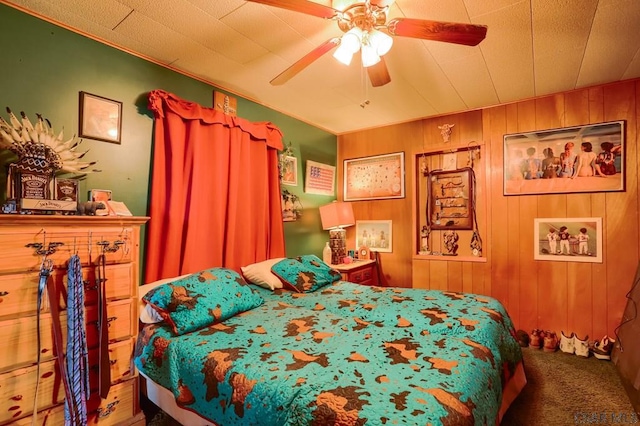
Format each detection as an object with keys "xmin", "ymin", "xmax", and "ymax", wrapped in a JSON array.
[
  {"xmin": 333, "ymin": 44, "xmax": 354, "ymax": 65},
  {"xmin": 361, "ymin": 44, "xmax": 380, "ymax": 67},
  {"xmin": 341, "ymin": 27, "xmax": 363, "ymax": 53},
  {"xmin": 368, "ymin": 29, "xmax": 393, "ymax": 56}
]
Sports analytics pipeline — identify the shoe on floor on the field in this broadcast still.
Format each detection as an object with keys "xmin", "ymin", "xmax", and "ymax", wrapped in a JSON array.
[
  {"xmin": 574, "ymin": 334, "xmax": 590, "ymax": 358},
  {"xmin": 543, "ymin": 331, "xmax": 558, "ymax": 352},
  {"xmin": 516, "ymin": 330, "xmax": 530, "ymax": 347},
  {"xmin": 593, "ymin": 335, "xmax": 615, "ymax": 360},
  {"xmin": 559, "ymin": 331, "xmax": 575, "ymax": 354},
  {"xmin": 529, "ymin": 329, "xmax": 542, "ymax": 349}
]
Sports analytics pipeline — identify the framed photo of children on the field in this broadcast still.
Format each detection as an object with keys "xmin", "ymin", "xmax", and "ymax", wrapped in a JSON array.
[
  {"xmin": 533, "ymin": 217, "xmax": 602, "ymax": 263},
  {"xmin": 355, "ymin": 220, "xmax": 392, "ymax": 253},
  {"xmin": 503, "ymin": 120, "xmax": 625, "ymax": 196}
]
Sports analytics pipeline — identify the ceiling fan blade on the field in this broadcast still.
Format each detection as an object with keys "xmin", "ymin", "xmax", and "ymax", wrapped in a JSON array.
[
  {"xmin": 367, "ymin": 57, "xmax": 391, "ymax": 87},
  {"xmin": 270, "ymin": 38, "xmax": 340, "ymax": 85},
  {"xmin": 245, "ymin": 0, "xmax": 339, "ymax": 19},
  {"xmin": 387, "ymin": 18, "xmax": 487, "ymax": 46}
]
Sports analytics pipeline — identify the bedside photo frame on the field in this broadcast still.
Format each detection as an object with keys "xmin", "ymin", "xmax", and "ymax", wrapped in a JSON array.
[{"xmin": 355, "ymin": 220, "xmax": 392, "ymax": 253}]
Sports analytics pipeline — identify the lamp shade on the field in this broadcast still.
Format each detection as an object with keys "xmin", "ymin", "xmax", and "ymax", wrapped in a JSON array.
[
  {"xmin": 319, "ymin": 201, "xmax": 355, "ymax": 230},
  {"xmin": 333, "ymin": 44, "xmax": 354, "ymax": 65},
  {"xmin": 361, "ymin": 44, "xmax": 381, "ymax": 67},
  {"xmin": 369, "ymin": 29, "xmax": 393, "ymax": 56},
  {"xmin": 342, "ymin": 27, "xmax": 363, "ymax": 53}
]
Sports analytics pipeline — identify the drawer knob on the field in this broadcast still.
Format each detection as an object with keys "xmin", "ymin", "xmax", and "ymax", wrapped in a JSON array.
[
  {"xmin": 97, "ymin": 400, "xmax": 119, "ymax": 419},
  {"xmin": 0, "ymin": 290, "xmax": 8, "ymax": 297},
  {"xmin": 90, "ymin": 316, "xmax": 117, "ymax": 329},
  {"xmin": 83, "ymin": 280, "xmax": 97, "ymax": 291},
  {"xmin": 97, "ymin": 240, "xmax": 125, "ymax": 253}
]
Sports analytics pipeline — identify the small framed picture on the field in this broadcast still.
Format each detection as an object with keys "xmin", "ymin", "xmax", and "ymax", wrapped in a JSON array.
[
  {"xmin": 280, "ymin": 155, "xmax": 298, "ymax": 186},
  {"xmin": 305, "ymin": 160, "xmax": 335, "ymax": 196},
  {"xmin": 90, "ymin": 189, "xmax": 112, "ymax": 202},
  {"xmin": 355, "ymin": 220, "xmax": 393, "ymax": 253},
  {"xmin": 79, "ymin": 91, "xmax": 122, "ymax": 144}
]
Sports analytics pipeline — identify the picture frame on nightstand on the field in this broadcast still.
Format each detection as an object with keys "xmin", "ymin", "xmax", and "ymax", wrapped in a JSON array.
[{"xmin": 355, "ymin": 220, "xmax": 392, "ymax": 253}]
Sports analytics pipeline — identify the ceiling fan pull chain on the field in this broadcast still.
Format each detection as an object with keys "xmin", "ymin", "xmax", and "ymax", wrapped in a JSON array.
[{"xmin": 360, "ymin": 62, "xmax": 370, "ymax": 108}]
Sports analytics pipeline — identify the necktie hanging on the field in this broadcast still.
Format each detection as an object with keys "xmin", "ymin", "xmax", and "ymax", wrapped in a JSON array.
[{"xmin": 65, "ymin": 254, "xmax": 90, "ymax": 424}]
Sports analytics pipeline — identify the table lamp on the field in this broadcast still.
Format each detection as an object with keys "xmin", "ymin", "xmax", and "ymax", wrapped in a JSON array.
[{"xmin": 319, "ymin": 201, "xmax": 355, "ymax": 265}]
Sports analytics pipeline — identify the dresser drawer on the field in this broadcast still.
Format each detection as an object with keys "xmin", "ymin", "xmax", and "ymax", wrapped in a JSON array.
[
  {"xmin": 0, "ymin": 264, "xmax": 134, "ymax": 319},
  {"xmin": 0, "ymin": 360, "xmax": 64, "ymax": 425},
  {"xmin": 62, "ymin": 262, "xmax": 135, "ymax": 306},
  {"xmin": 5, "ymin": 376, "xmax": 140, "ymax": 426},
  {"xmin": 85, "ymin": 299, "xmax": 135, "ymax": 345},
  {"xmin": 0, "ymin": 300, "xmax": 134, "ymax": 372},
  {"xmin": 88, "ymin": 339, "xmax": 136, "ymax": 388},
  {"xmin": 0, "ymin": 226, "xmax": 134, "ymax": 275}
]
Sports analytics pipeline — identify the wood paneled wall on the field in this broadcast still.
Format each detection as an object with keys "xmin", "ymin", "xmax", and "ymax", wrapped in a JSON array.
[{"xmin": 338, "ymin": 79, "xmax": 639, "ymax": 339}]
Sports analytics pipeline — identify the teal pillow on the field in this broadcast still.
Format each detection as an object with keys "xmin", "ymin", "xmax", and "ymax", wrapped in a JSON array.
[
  {"xmin": 142, "ymin": 267, "xmax": 263, "ymax": 335},
  {"xmin": 271, "ymin": 255, "xmax": 342, "ymax": 293}
]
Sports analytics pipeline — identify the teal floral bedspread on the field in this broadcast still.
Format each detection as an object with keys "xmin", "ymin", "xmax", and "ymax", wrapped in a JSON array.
[{"xmin": 135, "ymin": 281, "xmax": 523, "ymax": 425}]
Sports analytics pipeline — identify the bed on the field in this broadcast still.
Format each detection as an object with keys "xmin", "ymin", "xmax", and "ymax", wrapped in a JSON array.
[{"xmin": 134, "ymin": 256, "xmax": 526, "ymax": 425}]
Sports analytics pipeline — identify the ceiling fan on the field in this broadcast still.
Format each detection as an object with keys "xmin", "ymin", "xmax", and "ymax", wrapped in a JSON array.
[{"xmin": 246, "ymin": 0, "xmax": 487, "ymax": 87}]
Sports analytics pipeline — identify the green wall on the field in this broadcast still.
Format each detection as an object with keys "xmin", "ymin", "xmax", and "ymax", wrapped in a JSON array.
[{"xmin": 0, "ymin": 4, "xmax": 336, "ymax": 269}]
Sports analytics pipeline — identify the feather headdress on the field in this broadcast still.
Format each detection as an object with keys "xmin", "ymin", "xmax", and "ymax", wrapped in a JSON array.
[{"xmin": 0, "ymin": 107, "xmax": 100, "ymax": 175}]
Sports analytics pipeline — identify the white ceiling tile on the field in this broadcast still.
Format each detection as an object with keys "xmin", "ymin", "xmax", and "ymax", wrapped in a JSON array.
[
  {"xmin": 531, "ymin": 0, "xmax": 598, "ymax": 95},
  {"xmin": 476, "ymin": 1, "xmax": 534, "ymax": 103},
  {"xmin": 577, "ymin": 0, "xmax": 640, "ymax": 87},
  {"xmin": 440, "ymin": 52, "xmax": 498, "ymax": 109}
]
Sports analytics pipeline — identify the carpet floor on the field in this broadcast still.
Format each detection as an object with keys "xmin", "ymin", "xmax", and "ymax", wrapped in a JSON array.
[
  {"xmin": 145, "ymin": 348, "xmax": 633, "ymax": 425},
  {"xmin": 501, "ymin": 348, "xmax": 633, "ymax": 425}
]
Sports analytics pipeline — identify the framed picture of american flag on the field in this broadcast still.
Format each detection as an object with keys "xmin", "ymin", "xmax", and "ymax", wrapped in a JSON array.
[
  {"xmin": 304, "ymin": 160, "xmax": 336, "ymax": 196},
  {"xmin": 344, "ymin": 152, "xmax": 405, "ymax": 201}
]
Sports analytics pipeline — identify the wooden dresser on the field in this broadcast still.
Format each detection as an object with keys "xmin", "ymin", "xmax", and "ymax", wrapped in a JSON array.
[
  {"xmin": 0, "ymin": 215, "xmax": 148, "ymax": 425},
  {"xmin": 332, "ymin": 259, "xmax": 379, "ymax": 286}
]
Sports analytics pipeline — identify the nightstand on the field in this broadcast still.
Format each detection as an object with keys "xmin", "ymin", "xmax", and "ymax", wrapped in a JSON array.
[{"xmin": 332, "ymin": 259, "xmax": 379, "ymax": 286}]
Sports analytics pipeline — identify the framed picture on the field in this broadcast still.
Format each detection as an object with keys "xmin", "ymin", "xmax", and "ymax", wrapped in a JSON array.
[
  {"xmin": 427, "ymin": 168, "xmax": 474, "ymax": 230},
  {"xmin": 344, "ymin": 152, "xmax": 405, "ymax": 201},
  {"xmin": 534, "ymin": 217, "xmax": 602, "ymax": 263},
  {"xmin": 355, "ymin": 220, "xmax": 392, "ymax": 253},
  {"xmin": 79, "ymin": 91, "xmax": 123, "ymax": 144},
  {"xmin": 281, "ymin": 189, "xmax": 302, "ymax": 222},
  {"xmin": 305, "ymin": 160, "xmax": 335, "ymax": 196},
  {"xmin": 280, "ymin": 155, "xmax": 298, "ymax": 186},
  {"xmin": 89, "ymin": 189, "xmax": 112, "ymax": 202},
  {"xmin": 504, "ymin": 120, "xmax": 625, "ymax": 196}
]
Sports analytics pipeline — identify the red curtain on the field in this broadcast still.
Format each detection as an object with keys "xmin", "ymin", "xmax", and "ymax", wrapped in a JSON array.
[{"xmin": 144, "ymin": 90, "xmax": 285, "ymax": 282}]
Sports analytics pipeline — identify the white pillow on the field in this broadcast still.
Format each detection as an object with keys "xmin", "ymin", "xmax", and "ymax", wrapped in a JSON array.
[
  {"xmin": 139, "ymin": 274, "xmax": 190, "ymax": 323},
  {"xmin": 241, "ymin": 258, "xmax": 285, "ymax": 290}
]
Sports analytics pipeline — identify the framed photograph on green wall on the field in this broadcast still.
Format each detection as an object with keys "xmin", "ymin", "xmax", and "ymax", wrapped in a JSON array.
[{"xmin": 79, "ymin": 91, "xmax": 122, "ymax": 144}]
